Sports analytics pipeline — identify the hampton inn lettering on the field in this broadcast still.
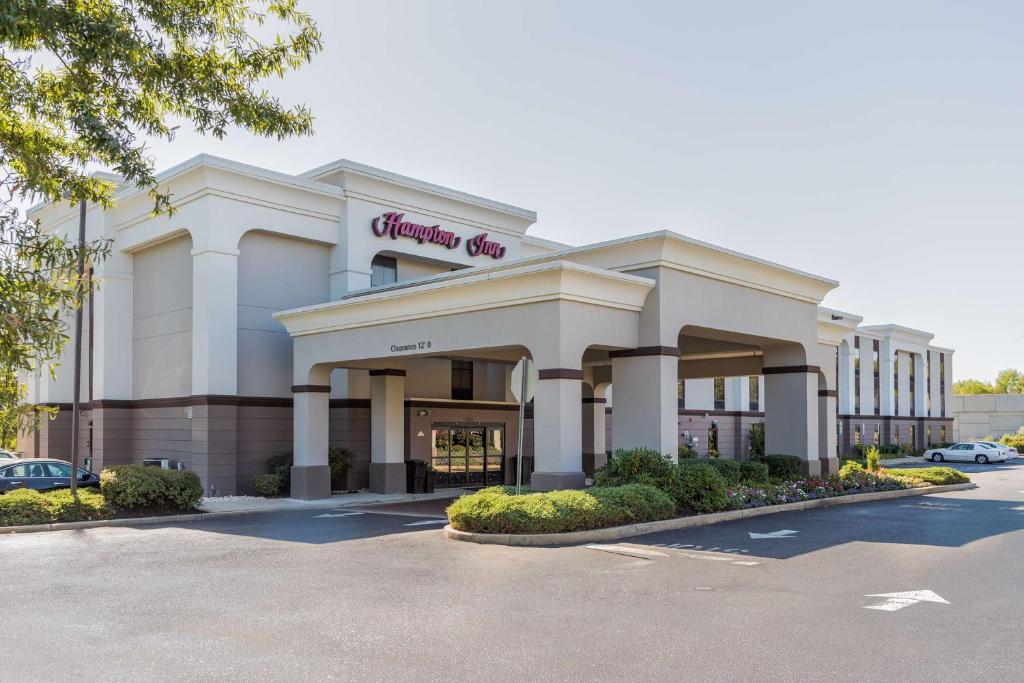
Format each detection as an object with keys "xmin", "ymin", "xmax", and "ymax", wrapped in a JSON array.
[{"xmin": 371, "ymin": 211, "xmax": 506, "ymax": 259}]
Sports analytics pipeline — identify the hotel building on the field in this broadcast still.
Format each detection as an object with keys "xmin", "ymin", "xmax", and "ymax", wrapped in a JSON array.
[{"xmin": 17, "ymin": 155, "xmax": 954, "ymax": 497}]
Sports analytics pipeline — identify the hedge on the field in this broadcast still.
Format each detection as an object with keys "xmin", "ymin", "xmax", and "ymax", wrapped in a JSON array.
[
  {"xmin": 252, "ymin": 473, "xmax": 284, "ymax": 496},
  {"xmin": 756, "ymin": 454, "xmax": 803, "ymax": 481},
  {"xmin": 0, "ymin": 489, "xmax": 108, "ymax": 527},
  {"xmin": 100, "ymin": 465, "xmax": 203, "ymax": 512},
  {"xmin": 446, "ymin": 484, "xmax": 675, "ymax": 534},
  {"xmin": 263, "ymin": 448, "xmax": 352, "ymax": 493},
  {"xmin": 886, "ymin": 467, "xmax": 969, "ymax": 486}
]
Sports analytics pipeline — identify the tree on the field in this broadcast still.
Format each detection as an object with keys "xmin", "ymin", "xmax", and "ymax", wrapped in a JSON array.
[
  {"xmin": 953, "ymin": 379, "xmax": 995, "ymax": 395},
  {"xmin": 993, "ymin": 369, "xmax": 1024, "ymax": 395},
  {"xmin": 1, "ymin": 1, "xmax": 321, "ymax": 436}
]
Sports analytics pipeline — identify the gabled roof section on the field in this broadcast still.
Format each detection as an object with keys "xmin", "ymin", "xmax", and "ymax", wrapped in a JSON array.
[{"xmin": 300, "ymin": 159, "xmax": 537, "ymax": 222}]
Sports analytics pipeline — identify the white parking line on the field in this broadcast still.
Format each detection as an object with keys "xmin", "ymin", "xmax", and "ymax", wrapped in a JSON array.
[
  {"xmin": 584, "ymin": 544, "xmax": 670, "ymax": 560},
  {"xmin": 314, "ymin": 512, "xmax": 365, "ymax": 519}
]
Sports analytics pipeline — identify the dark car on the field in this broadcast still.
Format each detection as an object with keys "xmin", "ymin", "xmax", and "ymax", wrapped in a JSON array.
[{"xmin": 0, "ymin": 459, "xmax": 100, "ymax": 493}]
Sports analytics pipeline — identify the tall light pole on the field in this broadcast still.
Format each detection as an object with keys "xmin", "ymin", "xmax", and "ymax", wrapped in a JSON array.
[{"xmin": 69, "ymin": 198, "xmax": 86, "ymax": 498}]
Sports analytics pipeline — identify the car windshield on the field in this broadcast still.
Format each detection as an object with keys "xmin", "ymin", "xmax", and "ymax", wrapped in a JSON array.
[{"xmin": 976, "ymin": 443, "xmax": 996, "ymax": 449}]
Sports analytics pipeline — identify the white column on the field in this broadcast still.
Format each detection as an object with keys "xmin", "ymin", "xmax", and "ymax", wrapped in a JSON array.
[
  {"xmin": 942, "ymin": 352, "xmax": 954, "ymax": 418},
  {"xmin": 725, "ymin": 377, "xmax": 749, "ymax": 412},
  {"xmin": 928, "ymin": 350, "xmax": 942, "ymax": 417},
  {"xmin": 858, "ymin": 339, "xmax": 874, "ymax": 416},
  {"xmin": 532, "ymin": 371, "xmax": 584, "ymax": 490},
  {"xmin": 370, "ymin": 369, "xmax": 406, "ymax": 493},
  {"xmin": 92, "ymin": 267, "xmax": 134, "ymax": 399},
  {"xmin": 611, "ymin": 353, "xmax": 678, "ymax": 458},
  {"xmin": 913, "ymin": 353, "xmax": 927, "ymax": 417},
  {"xmin": 763, "ymin": 364, "xmax": 819, "ymax": 476},
  {"xmin": 879, "ymin": 340, "xmax": 895, "ymax": 416},
  {"xmin": 838, "ymin": 341, "xmax": 855, "ymax": 415},
  {"xmin": 818, "ymin": 391, "xmax": 838, "ymax": 473},
  {"xmin": 897, "ymin": 351, "xmax": 911, "ymax": 416},
  {"xmin": 291, "ymin": 387, "xmax": 330, "ymax": 499},
  {"xmin": 684, "ymin": 378, "xmax": 715, "ymax": 411},
  {"xmin": 191, "ymin": 247, "xmax": 238, "ymax": 395}
]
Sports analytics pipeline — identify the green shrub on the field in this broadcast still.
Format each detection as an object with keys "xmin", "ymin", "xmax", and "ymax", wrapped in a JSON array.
[
  {"xmin": 755, "ymin": 454, "xmax": 803, "ymax": 481},
  {"xmin": 839, "ymin": 460, "xmax": 865, "ymax": 479},
  {"xmin": 100, "ymin": 465, "xmax": 203, "ymax": 512},
  {"xmin": 0, "ymin": 489, "xmax": 52, "ymax": 526},
  {"xmin": 675, "ymin": 461, "xmax": 730, "ymax": 513},
  {"xmin": 678, "ymin": 444, "xmax": 697, "ymax": 459},
  {"xmin": 999, "ymin": 433, "xmax": 1024, "ymax": 450},
  {"xmin": 446, "ymin": 484, "xmax": 675, "ymax": 534},
  {"xmin": 595, "ymin": 447, "xmax": 678, "ymax": 493},
  {"xmin": 747, "ymin": 422, "xmax": 765, "ymax": 457},
  {"xmin": 263, "ymin": 448, "xmax": 352, "ymax": 492},
  {"xmin": 44, "ymin": 489, "xmax": 108, "ymax": 522},
  {"xmin": 252, "ymin": 473, "xmax": 284, "ymax": 496},
  {"xmin": 887, "ymin": 467, "xmax": 968, "ymax": 486},
  {"xmin": 865, "ymin": 446, "xmax": 881, "ymax": 473},
  {"xmin": 738, "ymin": 460, "xmax": 770, "ymax": 485},
  {"xmin": 707, "ymin": 458, "xmax": 741, "ymax": 485}
]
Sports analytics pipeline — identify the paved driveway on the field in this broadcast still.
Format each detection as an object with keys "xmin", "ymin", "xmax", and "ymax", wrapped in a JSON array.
[{"xmin": 3, "ymin": 462, "xmax": 1024, "ymax": 681}]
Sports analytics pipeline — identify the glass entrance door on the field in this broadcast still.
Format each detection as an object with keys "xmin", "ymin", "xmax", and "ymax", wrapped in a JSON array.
[{"xmin": 431, "ymin": 423, "xmax": 505, "ymax": 488}]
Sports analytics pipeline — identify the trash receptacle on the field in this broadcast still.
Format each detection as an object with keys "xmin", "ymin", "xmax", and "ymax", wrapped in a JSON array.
[{"xmin": 406, "ymin": 460, "xmax": 427, "ymax": 493}]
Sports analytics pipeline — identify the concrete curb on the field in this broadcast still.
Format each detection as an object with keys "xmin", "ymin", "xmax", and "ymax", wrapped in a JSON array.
[
  {"xmin": 0, "ymin": 490, "xmax": 465, "ymax": 536},
  {"xmin": 443, "ymin": 482, "xmax": 978, "ymax": 547}
]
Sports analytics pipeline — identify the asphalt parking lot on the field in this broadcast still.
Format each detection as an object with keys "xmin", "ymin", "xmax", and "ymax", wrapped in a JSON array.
[{"xmin": 3, "ymin": 461, "xmax": 1024, "ymax": 681}]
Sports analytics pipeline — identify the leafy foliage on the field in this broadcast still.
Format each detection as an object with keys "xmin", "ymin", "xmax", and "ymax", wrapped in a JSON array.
[
  {"xmin": 887, "ymin": 467, "xmax": 969, "ymax": 486},
  {"xmin": 675, "ymin": 461, "xmax": 730, "ymax": 513},
  {"xmin": 0, "ymin": 487, "xmax": 107, "ymax": 526},
  {"xmin": 865, "ymin": 445, "xmax": 881, "ymax": 473},
  {"xmin": 263, "ymin": 448, "xmax": 352, "ymax": 492},
  {"xmin": 754, "ymin": 454, "xmax": 803, "ymax": 481},
  {"xmin": 252, "ymin": 473, "xmax": 283, "ymax": 496},
  {"xmin": 100, "ymin": 464, "xmax": 202, "ymax": 511},
  {"xmin": 954, "ymin": 369, "xmax": 1024, "ymax": 395},
  {"xmin": 0, "ymin": 1, "xmax": 321, "ymax": 442},
  {"xmin": 446, "ymin": 484, "xmax": 675, "ymax": 534},
  {"xmin": 595, "ymin": 447, "xmax": 678, "ymax": 492}
]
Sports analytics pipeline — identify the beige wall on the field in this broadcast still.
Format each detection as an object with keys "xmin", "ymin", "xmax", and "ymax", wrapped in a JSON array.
[
  {"xmin": 133, "ymin": 235, "xmax": 193, "ymax": 399},
  {"xmin": 237, "ymin": 232, "xmax": 330, "ymax": 397},
  {"xmin": 952, "ymin": 394, "xmax": 1024, "ymax": 440}
]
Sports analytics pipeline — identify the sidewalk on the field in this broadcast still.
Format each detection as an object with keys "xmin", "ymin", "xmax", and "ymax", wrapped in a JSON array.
[
  {"xmin": 199, "ymin": 488, "xmax": 468, "ymax": 515},
  {"xmin": 879, "ymin": 456, "xmax": 925, "ymax": 466}
]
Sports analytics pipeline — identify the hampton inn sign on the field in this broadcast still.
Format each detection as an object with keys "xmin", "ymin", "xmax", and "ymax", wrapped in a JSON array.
[{"xmin": 372, "ymin": 211, "xmax": 507, "ymax": 259}]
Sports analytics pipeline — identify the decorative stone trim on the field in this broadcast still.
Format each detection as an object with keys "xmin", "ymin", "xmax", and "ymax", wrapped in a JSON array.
[
  {"xmin": 443, "ymin": 482, "xmax": 977, "ymax": 546},
  {"xmin": 608, "ymin": 346, "xmax": 680, "ymax": 359},
  {"xmin": 818, "ymin": 389, "xmax": 838, "ymax": 398},
  {"xmin": 538, "ymin": 368, "xmax": 584, "ymax": 380},
  {"xmin": 762, "ymin": 365, "xmax": 821, "ymax": 375},
  {"xmin": 291, "ymin": 385, "xmax": 332, "ymax": 393},
  {"xmin": 368, "ymin": 369, "xmax": 407, "ymax": 377},
  {"xmin": 582, "ymin": 397, "xmax": 607, "ymax": 404}
]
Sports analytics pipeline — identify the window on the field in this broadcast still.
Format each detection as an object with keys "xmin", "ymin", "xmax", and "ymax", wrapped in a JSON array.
[
  {"xmin": 892, "ymin": 425, "xmax": 900, "ymax": 446},
  {"xmin": 909, "ymin": 359, "xmax": 916, "ymax": 417},
  {"xmin": 940, "ymin": 426, "xmax": 946, "ymax": 444},
  {"xmin": 370, "ymin": 255, "xmax": 397, "ymax": 288},
  {"xmin": 872, "ymin": 424, "xmax": 880, "ymax": 446},
  {"xmin": 893, "ymin": 354, "xmax": 899, "ymax": 416},
  {"xmin": 908, "ymin": 424, "xmax": 916, "ymax": 448},
  {"xmin": 677, "ymin": 379, "xmax": 685, "ymax": 404},
  {"xmin": 707, "ymin": 422, "xmax": 719, "ymax": 457},
  {"xmin": 940, "ymin": 353, "xmax": 946, "ymax": 417},
  {"xmin": 44, "ymin": 463, "xmax": 71, "ymax": 477},
  {"xmin": 927, "ymin": 426, "xmax": 932, "ymax": 446},
  {"xmin": 0, "ymin": 464, "xmax": 27, "ymax": 478},
  {"xmin": 749, "ymin": 376, "xmax": 759, "ymax": 412},
  {"xmin": 926, "ymin": 354, "xmax": 932, "ymax": 415},
  {"xmin": 713, "ymin": 377, "xmax": 725, "ymax": 411},
  {"xmin": 854, "ymin": 424, "xmax": 862, "ymax": 446},
  {"xmin": 872, "ymin": 340, "xmax": 880, "ymax": 416},
  {"xmin": 451, "ymin": 360, "xmax": 473, "ymax": 400}
]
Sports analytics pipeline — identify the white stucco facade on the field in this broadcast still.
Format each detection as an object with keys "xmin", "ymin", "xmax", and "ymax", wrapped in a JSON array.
[{"xmin": 19, "ymin": 155, "xmax": 954, "ymax": 496}]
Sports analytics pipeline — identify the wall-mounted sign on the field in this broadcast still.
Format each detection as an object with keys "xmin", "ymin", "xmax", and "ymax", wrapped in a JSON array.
[
  {"xmin": 390, "ymin": 340, "xmax": 432, "ymax": 353},
  {"xmin": 371, "ymin": 211, "xmax": 506, "ymax": 260}
]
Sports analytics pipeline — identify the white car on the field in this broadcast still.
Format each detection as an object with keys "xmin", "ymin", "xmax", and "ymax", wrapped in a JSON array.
[
  {"xmin": 0, "ymin": 450, "xmax": 17, "ymax": 461},
  {"xmin": 974, "ymin": 441, "xmax": 1018, "ymax": 460},
  {"xmin": 925, "ymin": 442, "xmax": 1008, "ymax": 464}
]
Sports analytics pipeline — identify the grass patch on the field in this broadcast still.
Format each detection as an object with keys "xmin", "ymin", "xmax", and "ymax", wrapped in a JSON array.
[{"xmin": 884, "ymin": 467, "xmax": 969, "ymax": 486}]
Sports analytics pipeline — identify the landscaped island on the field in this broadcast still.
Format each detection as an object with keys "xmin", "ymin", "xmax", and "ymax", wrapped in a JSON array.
[{"xmin": 446, "ymin": 448, "xmax": 970, "ymax": 535}]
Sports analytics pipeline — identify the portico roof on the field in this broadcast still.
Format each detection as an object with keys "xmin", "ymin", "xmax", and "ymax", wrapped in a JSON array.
[{"xmin": 274, "ymin": 260, "xmax": 655, "ymax": 337}]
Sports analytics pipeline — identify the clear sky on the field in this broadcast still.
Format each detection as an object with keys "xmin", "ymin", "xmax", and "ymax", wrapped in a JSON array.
[{"xmin": 136, "ymin": 0, "xmax": 1021, "ymax": 381}]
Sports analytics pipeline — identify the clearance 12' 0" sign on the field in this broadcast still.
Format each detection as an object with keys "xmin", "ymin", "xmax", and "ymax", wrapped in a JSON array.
[{"xmin": 371, "ymin": 211, "xmax": 506, "ymax": 259}]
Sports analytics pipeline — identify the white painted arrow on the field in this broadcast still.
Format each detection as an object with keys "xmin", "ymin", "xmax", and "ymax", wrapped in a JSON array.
[
  {"xmin": 748, "ymin": 529, "xmax": 799, "ymax": 539},
  {"xmin": 403, "ymin": 519, "xmax": 448, "ymax": 526},
  {"xmin": 314, "ymin": 512, "xmax": 365, "ymax": 518},
  {"xmin": 864, "ymin": 590, "xmax": 950, "ymax": 611}
]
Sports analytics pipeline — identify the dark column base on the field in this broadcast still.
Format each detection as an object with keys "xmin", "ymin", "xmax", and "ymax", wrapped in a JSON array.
[
  {"xmin": 799, "ymin": 459, "xmax": 823, "ymax": 478},
  {"xmin": 369, "ymin": 462, "xmax": 406, "ymax": 494},
  {"xmin": 818, "ymin": 457, "xmax": 840, "ymax": 476},
  {"xmin": 582, "ymin": 453, "xmax": 607, "ymax": 477},
  {"xmin": 531, "ymin": 471, "xmax": 586, "ymax": 491},
  {"xmin": 291, "ymin": 465, "xmax": 331, "ymax": 500}
]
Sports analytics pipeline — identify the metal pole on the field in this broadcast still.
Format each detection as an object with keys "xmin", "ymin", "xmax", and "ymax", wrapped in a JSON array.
[
  {"xmin": 69, "ymin": 199, "xmax": 86, "ymax": 498},
  {"xmin": 515, "ymin": 356, "xmax": 528, "ymax": 495}
]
